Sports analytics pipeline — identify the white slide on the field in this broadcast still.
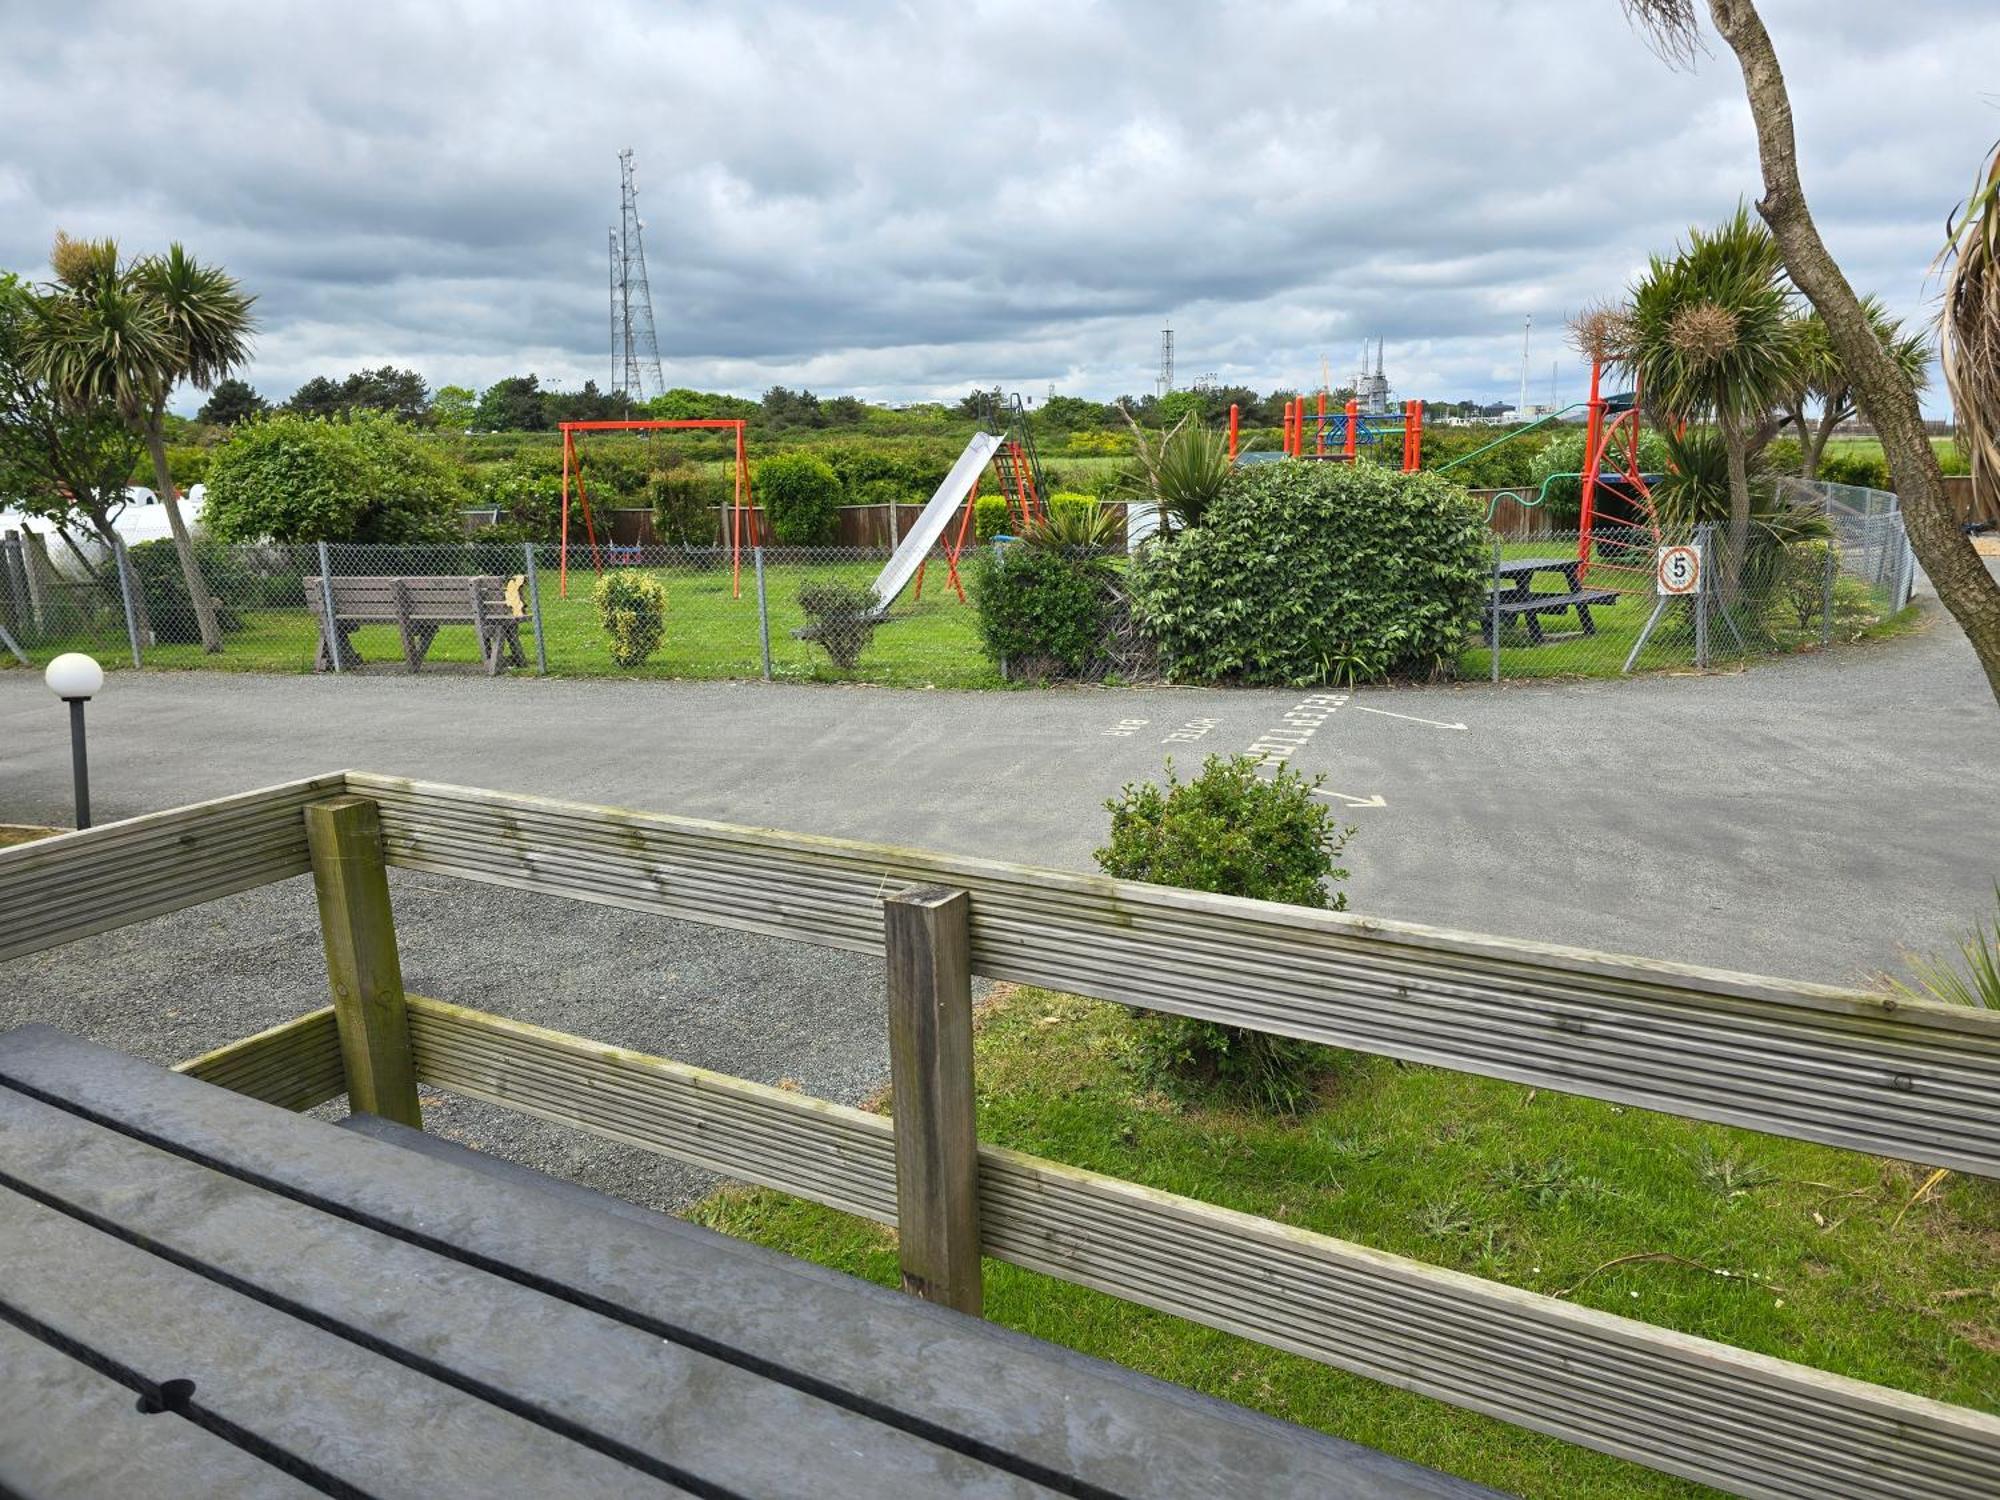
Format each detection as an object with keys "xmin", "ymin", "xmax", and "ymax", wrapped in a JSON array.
[{"xmin": 867, "ymin": 431, "xmax": 1003, "ymax": 613}]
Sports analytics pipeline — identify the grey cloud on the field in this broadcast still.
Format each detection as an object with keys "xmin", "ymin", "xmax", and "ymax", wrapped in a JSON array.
[{"xmin": 1, "ymin": 0, "xmax": 1985, "ymax": 411}]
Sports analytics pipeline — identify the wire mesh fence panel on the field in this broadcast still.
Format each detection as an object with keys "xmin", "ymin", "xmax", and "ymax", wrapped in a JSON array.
[
  {"xmin": 1452, "ymin": 520, "xmax": 1899, "ymax": 680},
  {"xmin": 1, "ymin": 478, "xmax": 1918, "ymax": 687},
  {"xmin": 0, "ymin": 533, "xmax": 136, "ymax": 665}
]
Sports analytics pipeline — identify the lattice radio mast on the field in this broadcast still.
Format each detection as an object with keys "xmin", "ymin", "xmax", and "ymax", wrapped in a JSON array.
[
  {"xmin": 610, "ymin": 149, "xmax": 666, "ymax": 402},
  {"xmin": 1156, "ymin": 323, "xmax": 1175, "ymax": 397}
]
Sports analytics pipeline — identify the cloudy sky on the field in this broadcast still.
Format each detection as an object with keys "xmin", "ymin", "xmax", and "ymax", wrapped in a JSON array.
[{"xmin": 2, "ymin": 1, "xmax": 1992, "ymax": 414}]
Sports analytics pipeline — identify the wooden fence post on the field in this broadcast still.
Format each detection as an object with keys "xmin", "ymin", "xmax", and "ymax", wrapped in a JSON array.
[
  {"xmin": 883, "ymin": 885, "xmax": 980, "ymax": 1315},
  {"xmin": 305, "ymin": 796, "xmax": 421, "ymax": 1126}
]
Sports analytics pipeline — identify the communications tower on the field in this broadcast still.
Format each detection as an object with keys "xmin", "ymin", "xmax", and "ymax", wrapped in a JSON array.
[{"xmin": 609, "ymin": 149, "xmax": 666, "ymax": 402}]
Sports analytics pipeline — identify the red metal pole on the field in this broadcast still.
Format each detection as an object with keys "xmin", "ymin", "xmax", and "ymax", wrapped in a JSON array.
[
  {"xmin": 1577, "ymin": 360, "xmax": 1607, "ymax": 572},
  {"xmin": 731, "ymin": 421, "xmax": 746, "ymax": 598},
  {"xmin": 1228, "ymin": 404, "xmax": 1239, "ymax": 462},
  {"xmin": 1315, "ymin": 391, "xmax": 1326, "ymax": 457},
  {"xmin": 1344, "ymin": 400, "xmax": 1358, "ymax": 461},
  {"xmin": 559, "ymin": 428, "xmax": 571, "ymax": 597}
]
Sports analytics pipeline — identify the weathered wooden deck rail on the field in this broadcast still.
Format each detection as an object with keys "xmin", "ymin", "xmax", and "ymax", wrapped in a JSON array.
[{"xmin": 5, "ymin": 772, "xmax": 1997, "ymax": 1500}]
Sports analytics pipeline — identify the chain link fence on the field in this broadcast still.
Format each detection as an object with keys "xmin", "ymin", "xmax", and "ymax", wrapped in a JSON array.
[
  {"xmin": 1468, "ymin": 507, "xmax": 1915, "ymax": 680},
  {"xmin": 0, "ymin": 534, "xmax": 1001, "ymax": 687},
  {"xmin": 1, "ymin": 480, "xmax": 1917, "ymax": 688}
]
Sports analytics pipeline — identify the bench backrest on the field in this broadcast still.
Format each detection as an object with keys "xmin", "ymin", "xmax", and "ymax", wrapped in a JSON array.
[{"xmin": 307, "ymin": 575, "xmax": 520, "ymax": 623}]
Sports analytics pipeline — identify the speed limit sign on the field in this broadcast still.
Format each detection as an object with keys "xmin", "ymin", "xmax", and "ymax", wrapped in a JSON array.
[{"xmin": 1656, "ymin": 544, "xmax": 1701, "ymax": 596}]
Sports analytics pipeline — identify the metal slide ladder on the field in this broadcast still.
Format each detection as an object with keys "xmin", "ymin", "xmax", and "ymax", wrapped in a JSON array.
[{"xmin": 981, "ymin": 392, "xmax": 1048, "ymax": 531}]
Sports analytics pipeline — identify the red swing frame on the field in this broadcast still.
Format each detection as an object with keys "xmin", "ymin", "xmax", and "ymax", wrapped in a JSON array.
[{"xmin": 558, "ymin": 419, "xmax": 755, "ymax": 598}]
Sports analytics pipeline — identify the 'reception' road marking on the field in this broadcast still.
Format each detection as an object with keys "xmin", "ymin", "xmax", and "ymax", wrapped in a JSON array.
[
  {"xmin": 1245, "ymin": 692, "xmax": 1387, "ymax": 808},
  {"xmin": 1160, "ymin": 716, "xmax": 1222, "ymax": 744},
  {"xmin": 1244, "ymin": 692, "xmax": 1348, "ymax": 764}
]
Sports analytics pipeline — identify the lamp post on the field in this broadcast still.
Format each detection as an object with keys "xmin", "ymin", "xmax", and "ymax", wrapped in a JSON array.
[{"xmin": 44, "ymin": 652, "xmax": 104, "ymax": 830}]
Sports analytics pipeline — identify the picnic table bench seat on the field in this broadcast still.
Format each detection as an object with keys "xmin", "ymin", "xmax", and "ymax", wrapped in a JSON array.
[
  {"xmin": 0, "ymin": 1023, "xmax": 1494, "ymax": 1500},
  {"xmin": 307, "ymin": 573, "xmax": 528, "ymax": 675},
  {"xmin": 1485, "ymin": 555, "xmax": 1621, "ymax": 646},
  {"xmin": 1487, "ymin": 586, "xmax": 1621, "ymax": 645}
]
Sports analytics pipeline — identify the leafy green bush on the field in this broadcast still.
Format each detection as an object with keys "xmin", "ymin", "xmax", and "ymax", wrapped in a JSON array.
[
  {"xmin": 1423, "ymin": 426, "xmax": 1539, "ymax": 488},
  {"xmin": 128, "ymin": 536, "xmax": 247, "ymax": 641},
  {"xmin": 796, "ymin": 580, "xmax": 879, "ymax": 670},
  {"xmin": 754, "ymin": 452, "xmax": 842, "ymax": 544},
  {"xmin": 1095, "ymin": 754, "xmax": 1351, "ymax": 1112},
  {"xmin": 1818, "ymin": 449, "xmax": 1891, "ymax": 490},
  {"xmin": 204, "ymin": 411, "xmax": 462, "ymax": 543},
  {"xmin": 1775, "ymin": 540, "xmax": 1833, "ymax": 633},
  {"xmin": 1066, "ymin": 429, "xmax": 1132, "ymax": 454},
  {"xmin": 594, "ymin": 571, "xmax": 666, "ymax": 667},
  {"xmin": 969, "ymin": 544, "xmax": 1108, "ymax": 678},
  {"xmin": 1527, "ymin": 427, "xmax": 1673, "ymax": 526},
  {"xmin": 647, "ymin": 457, "xmax": 719, "ymax": 546},
  {"xmin": 1131, "ymin": 461, "xmax": 1488, "ymax": 685},
  {"xmin": 974, "ymin": 493, "xmax": 1018, "ymax": 541}
]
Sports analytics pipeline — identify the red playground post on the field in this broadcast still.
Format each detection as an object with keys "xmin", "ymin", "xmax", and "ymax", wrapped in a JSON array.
[
  {"xmin": 1315, "ymin": 391, "xmax": 1327, "ymax": 457},
  {"xmin": 560, "ymin": 419, "xmax": 753, "ymax": 598},
  {"xmin": 1228, "ymin": 403, "xmax": 1240, "ymax": 462},
  {"xmin": 1343, "ymin": 400, "xmax": 1359, "ymax": 462}
]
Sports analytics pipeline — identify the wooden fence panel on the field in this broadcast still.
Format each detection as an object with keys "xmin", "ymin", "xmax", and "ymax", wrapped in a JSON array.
[
  {"xmin": 0, "ymin": 775, "xmax": 348, "ymax": 962},
  {"xmin": 352, "ymin": 774, "xmax": 2000, "ymax": 1179},
  {"xmin": 174, "ymin": 1007, "xmax": 344, "ymax": 1112},
  {"xmin": 394, "ymin": 996, "xmax": 2000, "ymax": 1500}
]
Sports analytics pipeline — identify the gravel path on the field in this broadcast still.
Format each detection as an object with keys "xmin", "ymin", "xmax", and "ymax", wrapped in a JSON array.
[{"xmin": 0, "ymin": 870, "xmax": 920, "ymax": 1210}]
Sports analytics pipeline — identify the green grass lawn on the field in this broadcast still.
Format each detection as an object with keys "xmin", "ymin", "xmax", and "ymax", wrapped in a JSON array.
[
  {"xmin": 3, "ymin": 542, "xmax": 1915, "ymax": 689},
  {"xmin": 69, "ymin": 559, "xmax": 1005, "ymax": 688},
  {"xmin": 693, "ymin": 985, "xmax": 2000, "ymax": 1499}
]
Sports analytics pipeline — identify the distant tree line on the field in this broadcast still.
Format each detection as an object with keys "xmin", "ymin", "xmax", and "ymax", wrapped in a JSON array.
[{"xmin": 189, "ymin": 370, "xmax": 1524, "ymax": 439}]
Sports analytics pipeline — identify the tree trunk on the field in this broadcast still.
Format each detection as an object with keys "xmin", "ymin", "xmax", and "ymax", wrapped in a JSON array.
[
  {"xmin": 143, "ymin": 414, "xmax": 224, "ymax": 652},
  {"xmin": 1708, "ymin": 0, "xmax": 2000, "ymax": 706},
  {"xmin": 1719, "ymin": 410, "xmax": 1753, "ymax": 605},
  {"xmin": 1803, "ymin": 406, "xmax": 1841, "ymax": 481}
]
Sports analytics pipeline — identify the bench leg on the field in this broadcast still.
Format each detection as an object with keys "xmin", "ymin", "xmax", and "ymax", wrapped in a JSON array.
[
  {"xmin": 1576, "ymin": 603, "xmax": 1597, "ymax": 636},
  {"xmin": 1525, "ymin": 612, "xmax": 1545, "ymax": 647}
]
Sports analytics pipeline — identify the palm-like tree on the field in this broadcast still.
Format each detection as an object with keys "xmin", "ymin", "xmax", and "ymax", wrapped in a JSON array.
[
  {"xmin": 1941, "ymin": 140, "xmax": 2000, "ymax": 530},
  {"xmin": 26, "ymin": 235, "xmax": 255, "ymax": 652},
  {"xmin": 1622, "ymin": 206, "xmax": 1802, "ymax": 597},
  {"xmin": 1784, "ymin": 299, "xmax": 1929, "ymax": 479}
]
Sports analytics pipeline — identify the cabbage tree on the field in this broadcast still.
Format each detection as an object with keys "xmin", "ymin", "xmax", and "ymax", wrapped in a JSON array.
[{"xmin": 25, "ymin": 236, "xmax": 255, "ymax": 652}]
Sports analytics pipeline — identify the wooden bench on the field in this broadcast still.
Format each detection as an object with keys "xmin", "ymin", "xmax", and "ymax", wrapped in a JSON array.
[
  {"xmin": 1487, "ymin": 587, "xmax": 1620, "ymax": 645},
  {"xmin": 307, "ymin": 574, "xmax": 528, "ymax": 675}
]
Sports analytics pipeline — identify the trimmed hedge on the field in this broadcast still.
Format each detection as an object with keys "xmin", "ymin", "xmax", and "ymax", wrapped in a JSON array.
[
  {"xmin": 1131, "ymin": 461, "xmax": 1488, "ymax": 685},
  {"xmin": 969, "ymin": 544, "xmax": 1108, "ymax": 678},
  {"xmin": 754, "ymin": 452, "xmax": 842, "ymax": 544}
]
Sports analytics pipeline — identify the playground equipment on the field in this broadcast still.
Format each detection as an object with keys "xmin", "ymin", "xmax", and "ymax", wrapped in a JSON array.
[
  {"xmin": 1226, "ymin": 398, "xmax": 1424, "ymax": 471},
  {"xmin": 1433, "ymin": 360, "xmax": 1663, "ymax": 578},
  {"xmin": 557, "ymin": 419, "xmax": 754, "ymax": 597},
  {"xmin": 897, "ymin": 392, "xmax": 1048, "ymax": 609}
]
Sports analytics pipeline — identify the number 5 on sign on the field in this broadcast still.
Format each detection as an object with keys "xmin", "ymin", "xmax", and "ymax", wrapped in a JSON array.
[{"xmin": 1656, "ymin": 544, "xmax": 1701, "ymax": 596}]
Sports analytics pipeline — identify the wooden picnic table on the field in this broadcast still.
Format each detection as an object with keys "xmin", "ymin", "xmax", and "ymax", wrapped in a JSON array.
[
  {"xmin": 1487, "ymin": 555, "xmax": 1619, "ymax": 647},
  {"xmin": 0, "ymin": 1024, "xmax": 1494, "ymax": 1500}
]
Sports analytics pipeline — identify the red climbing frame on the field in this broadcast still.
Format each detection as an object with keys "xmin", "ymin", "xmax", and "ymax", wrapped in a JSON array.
[
  {"xmin": 558, "ymin": 419, "xmax": 755, "ymax": 598},
  {"xmin": 1573, "ymin": 361, "xmax": 1659, "ymax": 582}
]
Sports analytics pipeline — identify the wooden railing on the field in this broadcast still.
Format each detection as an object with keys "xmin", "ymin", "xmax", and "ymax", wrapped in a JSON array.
[{"xmin": 6, "ymin": 773, "xmax": 1998, "ymax": 1500}]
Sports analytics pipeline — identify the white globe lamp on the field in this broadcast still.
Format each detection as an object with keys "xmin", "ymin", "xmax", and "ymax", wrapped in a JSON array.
[{"xmin": 43, "ymin": 652, "xmax": 104, "ymax": 828}]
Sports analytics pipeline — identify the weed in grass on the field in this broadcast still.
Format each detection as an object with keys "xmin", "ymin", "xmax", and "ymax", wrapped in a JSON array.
[
  {"xmin": 1489, "ymin": 1154, "xmax": 1621, "ymax": 1210},
  {"xmin": 1415, "ymin": 1194, "xmax": 1487, "ymax": 1238},
  {"xmin": 1692, "ymin": 1144, "xmax": 1780, "ymax": 1198}
]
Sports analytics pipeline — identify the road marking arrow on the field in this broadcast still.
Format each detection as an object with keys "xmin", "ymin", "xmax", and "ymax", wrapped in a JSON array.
[
  {"xmin": 1312, "ymin": 789, "xmax": 1388, "ymax": 808},
  {"xmin": 1350, "ymin": 706, "xmax": 1467, "ymax": 731}
]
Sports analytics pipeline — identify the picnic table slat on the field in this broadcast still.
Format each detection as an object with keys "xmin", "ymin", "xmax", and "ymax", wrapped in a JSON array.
[
  {"xmin": 0, "ymin": 1024, "xmax": 1491, "ymax": 1500},
  {"xmin": 0, "ymin": 1082, "xmax": 1058, "ymax": 1499},
  {"xmin": 0, "ymin": 1181, "xmax": 681, "ymax": 1499},
  {"xmin": 0, "ymin": 1321, "xmax": 321, "ymax": 1500}
]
